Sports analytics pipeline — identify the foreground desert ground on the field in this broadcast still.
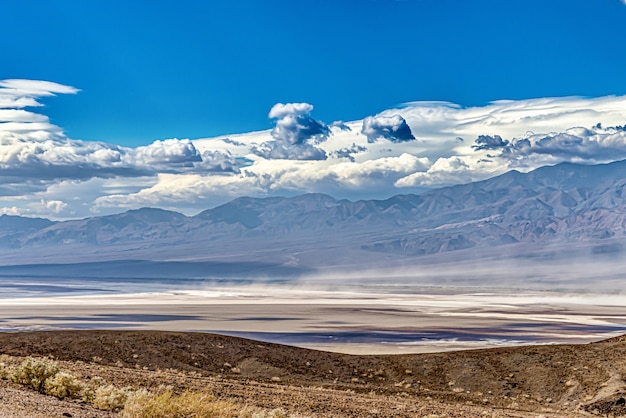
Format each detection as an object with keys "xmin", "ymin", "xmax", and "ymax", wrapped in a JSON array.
[{"xmin": 1, "ymin": 330, "xmax": 626, "ymax": 417}]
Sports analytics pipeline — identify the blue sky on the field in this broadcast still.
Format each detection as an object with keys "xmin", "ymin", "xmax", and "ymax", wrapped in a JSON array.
[
  {"xmin": 4, "ymin": 0, "xmax": 626, "ymax": 146},
  {"xmin": 2, "ymin": 0, "xmax": 626, "ymax": 219}
]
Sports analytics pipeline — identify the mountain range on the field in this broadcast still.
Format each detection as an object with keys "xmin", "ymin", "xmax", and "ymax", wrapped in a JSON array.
[{"xmin": 2, "ymin": 159, "xmax": 626, "ymax": 274}]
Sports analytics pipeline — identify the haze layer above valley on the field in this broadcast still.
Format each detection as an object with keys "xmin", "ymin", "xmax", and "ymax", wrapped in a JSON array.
[{"xmin": 2, "ymin": 158, "xmax": 626, "ymax": 276}]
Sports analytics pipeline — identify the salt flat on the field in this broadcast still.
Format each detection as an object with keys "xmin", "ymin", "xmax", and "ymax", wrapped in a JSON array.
[{"xmin": 2, "ymin": 284, "xmax": 625, "ymax": 354}]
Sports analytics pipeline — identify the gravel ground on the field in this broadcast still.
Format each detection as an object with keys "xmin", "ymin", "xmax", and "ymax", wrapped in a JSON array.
[{"xmin": 2, "ymin": 330, "xmax": 626, "ymax": 417}]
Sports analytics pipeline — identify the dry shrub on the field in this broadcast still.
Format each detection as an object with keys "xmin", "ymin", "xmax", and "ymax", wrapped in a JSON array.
[
  {"xmin": 45, "ymin": 371, "xmax": 83, "ymax": 399},
  {"xmin": 121, "ymin": 390, "xmax": 241, "ymax": 418},
  {"xmin": 93, "ymin": 384, "xmax": 133, "ymax": 411},
  {"xmin": 82, "ymin": 375, "xmax": 107, "ymax": 403},
  {"xmin": 10, "ymin": 357, "xmax": 59, "ymax": 393}
]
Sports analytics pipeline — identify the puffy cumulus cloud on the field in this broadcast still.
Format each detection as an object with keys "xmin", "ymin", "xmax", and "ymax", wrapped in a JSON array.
[
  {"xmin": 330, "ymin": 121, "xmax": 352, "ymax": 131},
  {"xmin": 317, "ymin": 154, "xmax": 430, "ymax": 189},
  {"xmin": 93, "ymin": 172, "xmax": 268, "ymax": 211},
  {"xmin": 269, "ymin": 102, "xmax": 330, "ymax": 145},
  {"xmin": 472, "ymin": 134, "xmax": 509, "ymax": 151},
  {"xmin": 332, "ymin": 144, "xmax": 367, "ymax": 162},
  {"xmin": 129, "ymin": 138, "xmax": 247, "ymax": 172},
  {"xmin": 361, "ymin": 114, "xmax": 415, "ymax": 143},
  {"xmin": 199, "ymin": 150, "xmax": 249, "ymax": 172},
  {"xmin": 472, "ymin": 126, "xmax": 626, "ymax": 166},
  {"xmin": 250, "ymin": 102, "xmax": 330, "ymax": 161},
  {"xmin": 0, "ymin": 137, "xmax": 139, "ymax": 181},
  {"xmin": 257, "ymin": 154, "xmax": 430, "ymax": 191},
  {"xmin": 0, "ymin": 206, "xmax": 20, "ymax": 215},
  {"xmin": 251, "ymin": 142, "xmax": 327, "ymax": 160},
  {"xmin": 268, "ymin": 102, "xmax": 313, "ymax": 119},
  {"xmin": 0, "ymin": 136, "xmax": 243, "ymax": 182},
  {"xmin": 133, "ymin": 139, "xmax": 201, "ymax": 166},
  {"xmin": 40, "ymin": 199, "xmax": 69, "ymax": 214},
  {"xmin": 395, "ymin": 156, "xmax": 501, "ymax": 188}
]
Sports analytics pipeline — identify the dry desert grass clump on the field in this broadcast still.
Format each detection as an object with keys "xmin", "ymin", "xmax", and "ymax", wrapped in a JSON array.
[
  {"xmin": 122, "ymin": 390, "xmax": 244, "ymax": 418},
  {"xmin": 9, "ymin": 356, "xmax": 60, "ymax": 394},
  {"xmin": 1, "ymin": 354, "xmax": 302, "ymax": 417},
  {"xmin": 4, "ymin": 356, "xmax": 86, "ymax": 401},
  {"xmin": 92, "ymin": 384, "xmax": 134, "ymax": 411},
  {"xmin": 44, "ymin": 370, "xmax": 83, "ymax": 399}
]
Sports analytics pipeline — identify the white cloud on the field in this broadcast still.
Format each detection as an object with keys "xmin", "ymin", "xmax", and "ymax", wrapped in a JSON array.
[
  {"xmin": 93, "ymin": 172, "xmax": 267, "ymax": 211},
  {"xmin": 395, "ymin": 155, "xmax": 498, "ymax": 188},
  {"xmin": 4, "ymin": 79, "xmax": 626, "ymax": 219},
  {"xmin": 266, "ymin": 102, "xmax": 330, "ymax": 150},
  {"xmin": 251, "ymin": 141, "xmax": 327, "ymax": 160},
  {"xmin": 501, "ymin": 128, "xmax": 626, "ymax": 163},
  {"xmin": 133, "ymin": 139, "xmax": 201, "ymax": 166},
  {"xmin": 361, "ymin": 114, "xmax": 415, "ymax": 143},
  {"xmin": 333, "ymin": 143, "xmax": 367, "ymax": 162},
  {"xmin": 268, "ymin": 103, "xmax": 314, "ymax": 119},
  {"xmin": 39, "ymin": 199, "xmax": 69, "ymax": 214},
  {"xmin": 0, "ymin": 79, "xmax": 79, "ymax": 97},
  {"xmin": 0, "ymin": 206, "xmax": 20, "ymax": 216},
  {"xmin": 94, "ymin": 153, "xmax": 432, "ymax": 211},
  {"xmin": 255, "ymin": 153, "xmax": 431, "ymax": 191},
  {"xmin": 0, "ymin": 82, "xmax": 69, "ymax": 141},
  {"xmin": 330, "ymin": 121, "xmax": 351, "ymax": 131}
]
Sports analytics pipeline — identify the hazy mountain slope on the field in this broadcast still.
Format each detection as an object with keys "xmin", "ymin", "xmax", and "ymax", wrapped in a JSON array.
[
  {"xmin": 2, "ymin": 159, "xmax": 626, "ymax": 268},
  {"xmin": 0, "ymin": 215, "xmax": 56, "ymax": 248},
  {"xmin": 20, "ymin": 207, "xmax": 189, "ymax": 247},
  {"xmin": 363, "ymin": 160, "xmax": 626, "ymax": 255}
]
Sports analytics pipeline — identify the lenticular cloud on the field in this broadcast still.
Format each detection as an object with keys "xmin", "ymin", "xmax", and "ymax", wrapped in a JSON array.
[
  {"xmin": 0, "ymin": 80, "xmax": 242, "ymax": 188},
  {"xmin": 0, "ymin": 79, "xmax": 78, "ymax": 142}
]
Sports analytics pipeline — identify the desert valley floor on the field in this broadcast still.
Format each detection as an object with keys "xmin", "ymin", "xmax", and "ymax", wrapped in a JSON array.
[{"xmin": 2, "ymin": 286, "xmax": 626, "ymax": 354}]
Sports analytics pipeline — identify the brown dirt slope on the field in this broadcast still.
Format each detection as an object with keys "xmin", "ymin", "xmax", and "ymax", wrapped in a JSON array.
[{"xmin": 1, "ymin": 330, "xmax": 626, "ymax": 417}]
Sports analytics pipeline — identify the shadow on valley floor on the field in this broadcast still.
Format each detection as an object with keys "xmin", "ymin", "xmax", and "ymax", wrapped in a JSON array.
[
  {"xmin": 211, "ymin": 322, "xmax": 626, "ymax": 346},
  {"xmin": 0, "ymin": 259, "xmax": 313, "ymax": 281}
]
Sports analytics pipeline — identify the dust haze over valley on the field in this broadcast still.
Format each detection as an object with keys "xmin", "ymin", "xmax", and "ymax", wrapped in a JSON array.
[{"xmin": 2, "ymin": 158, "xmax": 626, "ymax": 353}]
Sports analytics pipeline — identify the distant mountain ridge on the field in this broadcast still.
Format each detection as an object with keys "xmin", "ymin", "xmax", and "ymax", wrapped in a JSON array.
[{"xmin": 3, "ymin": 159, "xmax": 626, "ymax": 267}]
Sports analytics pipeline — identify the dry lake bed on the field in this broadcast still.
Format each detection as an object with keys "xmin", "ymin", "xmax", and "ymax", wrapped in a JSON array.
[{"xmin": 2, "ymin": 281, "xmax": 625, "ymax": 354}]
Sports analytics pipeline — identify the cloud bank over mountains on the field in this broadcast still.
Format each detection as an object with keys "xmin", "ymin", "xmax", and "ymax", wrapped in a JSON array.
[{"xmin": 2, "ymin": 79, "xmax": 626, "ymax": 219}]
